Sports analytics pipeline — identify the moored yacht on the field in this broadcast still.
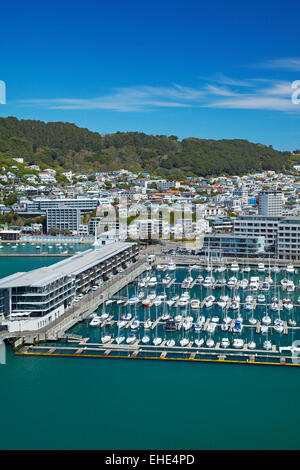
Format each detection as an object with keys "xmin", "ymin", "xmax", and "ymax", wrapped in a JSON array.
[
  {"xmin": 101, "ymin": 334, "xmax": 112, "ymax": 344},
  {"xmin": 233, "ymin": 338, "xmax": 244, "ymax": 349},
  {"xmin": 115, "ymin": 335, "xmax": 125, "ymax": 344},
  {"xmin": 167, "ymin": 262, "xmax": 176, "ymax": 271},
  {"xmin": 257, "ymin": 263, "xmax": 265, "ymax": 272},
  {"xmin": 126, "ymin": 333, "xmax": 137, "ymax": 344},
  {"xmin": 153, "ymin": 337, "xmax": 162, "ymax": 346},
  {"xmin": 180, "ymin": 338, "xmax": 189, "ymax": 347},
  {"xmin": 230, "ymin": 262, "xmax": 239, "ymax": 272},
  {"xmin": 141, "ymin": 335, "xmax": 150, "ymax": 344},
  {"xmin": 221, "ymin": 338, "xmax": 230, "ymax": 348},
  {"xmin": 286, "ymin": 264, "xmax": 295, "ymax": 274}
]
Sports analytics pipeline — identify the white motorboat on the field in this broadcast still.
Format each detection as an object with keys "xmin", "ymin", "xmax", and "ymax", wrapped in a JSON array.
[
  {"xmin": 194, "ymin": 338, "xmax": 204, "ymax": 347},
  {"xmin": 257, "ymin": 263, "xmax": 265, "ymax": 272},
  {"xmin": 161, "ymin": 312, "xmax": 170, "ymax": 321},
  {"xmin": 144, "ymin": 318, "xmax": 152, "ymax": 329},
  {"xmin": 166, "ymin": 339, "xmax": 176, "ymax": 347},
  {"xmin": 274, "ymin": 319, "xmax": 284, "ymax": 333},
  {"xmin": 240, "ymin": 279, "xmax": 248, "ymax": 289},
  {"xmin": 141, "ymin": 335, "xmax": 150, "ymax": 344},
  {"xmin": 233, "ymin": 338, "xmax": 244, "ymax": 348},
  {"xmin": 126, "ymin": 334, "xmax": 137, "ymax": 344},
  {"xmin": 206, "ymin": 338, "xmax": 215, "ymax": 348},
  {"xmin": 262, "ymin": 315, "xmax": 272, "ymax": 325},
  {"xmin": 190, "ymin": 299, "xmax": 200, "ymax": 309},
  {"xmin": 257, "ymin": 294, "xmax": 266, "ymax": 303},
  {"xmin": 89, "ymin": 316, "xmax": 101, "ymax": 327},
  {"xmin": 203, "ymin": 276, "xmax": 214, "ymax": 288},
  {"xmin": 249, "ymin": 277, "xmax": 260, "ymax": 291},
  {"xmin": 261, "ymin": 325, "xmax": 269, "ymax": 334},
  {"xmin": 286, "ymin": 264, "xmax": 295, "ymax": 274},
  {"xmin": 148, "ymin": 277, "xmax": 158, "ymax": 287},
  {"xmin": 263, "ymin": 340, "xmax": 272, "ymax": 351},
  {"xmin": 221, "ymin": 338, "xmax": 230, "ymax": 348},
  {"xmin": 180, "ymin": 338, "xmax": 189, "ymax": 347},
  {"xmin": 286, "ymin": 281, "xmax": 295, "ymax": 292},
  {"xmin": 230, "ymin": 262, "xmax": 240, "ymax": 272},
  {"xmin": 175, "ymin": 314, "xmax": 183, "ymax": 322},
  {"xmin": 154, "ymin": 298, "xmax": 162, "ymax": 307},
  {"xmin": 261, "ymin": 282, "xmax": 269, "ymax": 292},
  {"xmin": 130, "ymin": 319, "xmax": 140, "ymax": 330},
  {"xmin": 162, "ymin": 275, "xmax": 171, "ymax": 285},
  {"xmin": 153, "ymin": 337, "xmax": 162, "ymax": 346},
  {"xmin": 168, "ymin": 262, "xmax": 176, "ymax": 271},
  {"xmin": 248, "ymin": 341, "xmax": 256, "ymax": 350},
  {"xmin": 156, "ymin": 264, "xmax": 165, "ymax": 271},
  {"xmin": 182, "ymin": 320, "xmax": 193, "ymax": 331},
  {"xmin": 227, "ymin": 276, "xmax": 237, "ymax": 288},
  {"xmin": 115, "ymin": 335, "xmax": 125, "ymax": 344},
  {"xmin": 101, "ymin": 334, "xmax": 111, "ymax": 344},
  {"xmin": 249, "ymin": 317, "xmax": 257, "ymax": 325},
  {"xmin": 205, "ymin": 295, "xmax": 215, "ymax": 308},
  {"xmin": 178, "ymin": 298, "xmax": 189, "ymax": 308},
  {"xmin": 283, "ymin": 299, "xmax": 293, "ymax": 311},
  {"xmin": 196, "ymin": 275, "xmax": 204, "ymax": 284}
]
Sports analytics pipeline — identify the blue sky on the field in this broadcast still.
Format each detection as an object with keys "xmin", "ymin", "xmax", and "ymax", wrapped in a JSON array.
[{"xmin": 0, "ymin": 0, "xmax": 300, "ymax": 150}]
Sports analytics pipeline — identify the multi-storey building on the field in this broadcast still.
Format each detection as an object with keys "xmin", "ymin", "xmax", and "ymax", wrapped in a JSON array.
[
  {"xmin": 0, "ymin": 242, "xmax": 138, "ymax": 333},
  {"xmin": 24, "ymin": 197, "xmax": 99, "ymax": 214},
  {"xmin": 258, "ymin": 190, "xmax": 282, "ymax": 216},
  {"xmin": 277, "ymin": 218, "xmax": 300, "ymax": 260},
  {"xmin": 46, "ymin": 207, "xmax": 81, "ymax": 232},
  {"xmin": 201, "ymin": 234, "xmax": 265, "ymax": 257},
  {"xmin": 233, "ymin": 216, "xmax": 280, "ymax": 249}
]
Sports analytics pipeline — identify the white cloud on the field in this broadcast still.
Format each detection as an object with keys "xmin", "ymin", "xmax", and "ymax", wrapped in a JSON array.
[
  {"xmin": 20, "ymin": 73, "xmax": 300, "ymax": 113},
  {"xmin": 258, "ymin": 57, "xmax": 300, "ymax": 71}
]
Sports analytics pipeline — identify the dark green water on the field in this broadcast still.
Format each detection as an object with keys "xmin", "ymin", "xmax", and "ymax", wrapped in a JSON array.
[{"xmin": 0, "ymin": 258, "xmax": 299, "ymax": 450}]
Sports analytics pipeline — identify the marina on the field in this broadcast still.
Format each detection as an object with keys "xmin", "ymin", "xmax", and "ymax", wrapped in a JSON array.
[{"xmin": 12, "ymin": 254, "xmax": 300, "ymax": 367}]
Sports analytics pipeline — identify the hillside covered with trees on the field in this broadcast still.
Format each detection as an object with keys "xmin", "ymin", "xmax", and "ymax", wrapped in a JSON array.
[{"xmin": 0, "ymin": 117, "xmax": 291, "ymax": 178}]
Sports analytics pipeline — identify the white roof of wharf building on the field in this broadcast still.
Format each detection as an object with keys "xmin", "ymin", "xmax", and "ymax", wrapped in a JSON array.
[{"xmin": 0, "ymin": 242, "xmax": 136, "ymax": 289}]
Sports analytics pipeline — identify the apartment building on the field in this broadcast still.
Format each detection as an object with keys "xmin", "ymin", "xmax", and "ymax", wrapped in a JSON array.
[
  {"xmin": 201, "ymin": 234, "xmax": 265, "ymax": 257},
  {"xmin": 233, "ymin": 216, "xmax": 280, "ymax": 248},
  {"xmin": 46, "ymin": 207, "xmax": 81, "ymax": 232},
  {"xmin": 0, "ymin": 242, "xmax": 138, "ymax": 332},
  {"xmin": 277, "ymin": 218, "xmax": 300, "ymax": 260},
  {"xmin": 258, "ymin": 190, "xmax": 283, "ymax": 216}
]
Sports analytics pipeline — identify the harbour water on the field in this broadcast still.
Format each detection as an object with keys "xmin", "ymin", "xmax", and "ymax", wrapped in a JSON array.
[{"xmin": 0, "ymin": 256, "xmax": 299, "ymax": 450}]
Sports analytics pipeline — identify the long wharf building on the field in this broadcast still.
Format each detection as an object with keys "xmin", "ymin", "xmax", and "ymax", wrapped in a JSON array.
[{"xmin": 0, "ymin": 242, "xmax": 138, "ymax": 333}]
